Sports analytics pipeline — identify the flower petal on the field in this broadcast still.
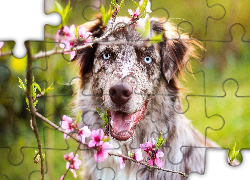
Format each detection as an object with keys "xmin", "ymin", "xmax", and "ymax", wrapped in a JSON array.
[
  {"xmin": 155, "ymin": 158, "xmax": 163, "ymax": 168},
  {"xmin": 134, "ymin": 149, "xmax": 143, "ymax": 161},
  {"xmin": 156, "ymin": 151, "xmax": 164, "ymax": 158},
  {"xmin": 62, "ymin": 115, "xmax": 73, "ymax": 123},
  {"xmin": 128, "ymin": 9, "xmax": 134, "ymax": 16},
  {"xmin": 0, "ymin": 42, "xmax": 4, "ymax": 48}
]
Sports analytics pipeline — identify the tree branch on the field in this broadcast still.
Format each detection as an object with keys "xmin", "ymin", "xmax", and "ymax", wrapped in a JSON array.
[
  {"xmin": 35, "ymin": 112, "xmax": 83, "ymax": 144},
  {"xmin": 108, "ymin": 153, "xmax": 188, "ymax": 178},
  {"xmin": 0, "ymin": 51, "xmax": 13, "ymax": 57},
  {"xmin": 36, "ymin": 111, "xmax": 187, "ymax": 178},
  {"xmin": 62, "ymin": 143, "xmax": 81, "ymax": 180},
  {"xmin": 33, "ymin": 15, "xmax": 139, "ymax": 60},
  {"xmin": 25, "ymin": 41, "xmax": 45, "ymax": 179}
]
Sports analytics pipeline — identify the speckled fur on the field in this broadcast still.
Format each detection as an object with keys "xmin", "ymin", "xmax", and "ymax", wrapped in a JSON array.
[{"xmin": 71, "ymin": 16, "xmax": 218, "ymax": 180}]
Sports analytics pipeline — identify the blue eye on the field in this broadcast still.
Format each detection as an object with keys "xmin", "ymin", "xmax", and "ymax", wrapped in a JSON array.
[
  {"xmin": 103, "ymin": 53, "xmax": 110, "ymax": 60},
  {"xmin": 144, "ymin": 56, "xmax": 152, "ymax": 63}
]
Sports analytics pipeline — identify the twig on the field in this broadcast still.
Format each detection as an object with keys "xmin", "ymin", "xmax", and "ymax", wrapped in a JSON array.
[
  {"xmin": 0, "ymin": 51, "xmax": 13, "ymax": 57},
  {"xmin": 33, "ymin": 14, "xmax": 139, "ymax": 60},
  {"xmin": 25, "ymin": 41, "xmax": 45, "ymax": 180},
  {"xmin": 108, "ymin": 153, "xmax": 188, "ymax": 178},
  {"xmin": 35, "ymin": 112, "xmax": 83, "ymax": 144},
  {"xmin": 34, "ymin": 150, "xmax": 40, "ymax": 164},
  {"xmin": 36, "ymin": 111, "xmax": 187, "ymax": 178},
  {"xmin": 62, "ymin": 143, "xmax": 81, "ymax": 179}
]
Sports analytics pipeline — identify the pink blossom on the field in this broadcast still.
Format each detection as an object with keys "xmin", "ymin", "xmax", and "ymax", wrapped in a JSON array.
[
  {"xmin": 140, "ymin": 137, "xmax": 155, "ymax": 150},
  {"xmin": 64, "ymin": 152, "xmax": 82, "ymax": 178},
  {"xmin": 0, "ymin": 41, "xmax": 4, "ymax": 55},
  {"xmin": 117, "ymin": 150, "xmax": 125, "ymax": 169},
  {"xmin": 55, "ymin": 25, "xmax": 76, "ymax": 60},
  {"xmin": 75, "ymin": 126, "xmax": 91, "ymax": 143},
  {"xmin": 147, "ymin": 150, "xmax": 164, "ymax": 168},
  {"xmin": 139, "ymin": 0, "xmax": 152, "ymax": 13},
  {"xmin": 88, "ymin": 129, "xmax": 104, "ymax": 147},
  {"xmin": 94, "ymin": 141, "xmax": 113, "ymax": 162},
  {"xmin": 134, "ymin": 149, "xmax": 143, "ymax": 162},
  {"xmin": 128, "ymin": 7, "xmax": 140, "ymax": 18},
  {"xmin": 0, "ymin": 41, "xmax": 4, "ymax": 49},
  {"xmin": 60, "ymin": 115, "xmax": 74, "ymax": 140},
  {"xmin": 78, "ymin": 25, "xmax": 92, "ymax": 43},
  {"xmin": 64, "ymin": 152, "xmax": 74, "ymax": 161},
  {"xmin": 55, "ymin": 25, "xmax": 75, "ymax": 49},
  {"xmin": 140, "ymin": 137, "xmax": 164, "ymax": 168}
]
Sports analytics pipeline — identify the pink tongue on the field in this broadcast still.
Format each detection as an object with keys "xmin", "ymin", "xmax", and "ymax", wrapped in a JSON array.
[{"xmin": 110, "ymin": 111, "xmax": 134, "ymax": 133}]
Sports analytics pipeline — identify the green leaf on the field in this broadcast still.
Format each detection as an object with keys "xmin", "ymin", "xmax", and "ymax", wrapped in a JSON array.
[
  {"xmin": 144, "ymin": 18, "xmax": 150, "ymax": 36},
  {"xmin": 43, "ymin": 83, "xmax": 54, "ymax": 95},
  {"xmin": 119, "ymin": 0, "xmax": 125, "ymax": 10},
  {"xmin": 150, "ymin": 32, "xmax": 164, "ymax": 44},
  {"xmin": 31, "ymin": 85, "xmax": 36, "ymax": 99},
  {"xmin": 96, "ymin": 107, "xmax": 109, "ymax": 126},
  {"xmin": 136, "ymin": 18, "xmax": 150, "ymax": 38},
  {"xmin": 26, "ymin": 98, "xmax": 30, "ymax": 111},
  {"xmin": 55, "ymin": 2, "xmax": 63, "ymax": 15},
  {"xmin": 77, "ymin": 110, "xmax": 82, "ymax": 123},
  {"xmin": 102, "ymin": 136, "xmax": 110, "ymax": 142},
  {"xmin": 128, "ymin": 150, "xmax": 134, "ymax": 157},
  {"xmin": 65, "ymin": 0, "xmax": 71, "ymax": 14},
  {"xmin": 33, "ymin": 82, "xmax": 41, "ymax": 93},
  {"xmin": 100, "ymin": 4, "xmax": 115, "ymax": 26},
  {"xmin": 228, "ymin": 142, "xmax": 240, "ymax": 164},
  {"xmin": 18, "ymin": 77, "xmax": 26, "ymax": 91},
  {"xmin": 55, "ymin": 0, "xmax": 72, "ymax": 26},
  {"xmin": 155, "ymin": 132, "xmax": 167, "ymax": 149},
  {"xmin": 100, "ymin": 4, "xmax": 106, "ymax": 18},
  {"xmin": 33, "ymin": 100, "xmax": 38, "ymax": 107},
  {"xmin": 111, "ymin": 0, "xmax": 116, "ymax": 6},
  {"xmin": 132, "ymin": 0, "xmax": 139, "ymax": 8},
  {"xmin": 139, "ymin": 0, "xmax": 148, "ymax": 14},
  {"xmin": 64, "ymin": 2, "xmax": 72, "ymax": 26},
  {"xmin": 105, "ymin": 8, "xmax": 116, "ymax": 26}
]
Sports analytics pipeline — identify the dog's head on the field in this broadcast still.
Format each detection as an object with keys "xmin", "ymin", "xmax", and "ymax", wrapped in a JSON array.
[{"xmin": 72, "ymin": 16, "xmax": 199, "ymax": 141}]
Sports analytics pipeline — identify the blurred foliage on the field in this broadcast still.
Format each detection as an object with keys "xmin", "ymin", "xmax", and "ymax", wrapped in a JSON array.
[{"xmin": 0, "ymin": 0, "xmax": 249, "ymax": 179}]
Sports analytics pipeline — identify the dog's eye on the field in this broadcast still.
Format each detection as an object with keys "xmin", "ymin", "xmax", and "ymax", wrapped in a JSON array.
[
  {"xmin": 103, "ymin": 53, "xmax": 110, "ymax": 60},
  {"xmin": 144, "ymin": 56, "xmax": 152, "ymax": 63}
]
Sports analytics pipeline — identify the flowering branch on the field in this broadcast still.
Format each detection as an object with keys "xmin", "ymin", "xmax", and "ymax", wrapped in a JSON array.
[
  {"xmin": 33, "ymin": 14, "xmax": 138, "ymax": 61},
  {"xmin": 62, "ymin": 143, "xmax": 82, "ymax": 179},
  {"xmin": 109, "ymin": 152, "xmax": 188, "ymax": 178},
  {"xmin": 25, "ymin": 41, "xmax": 45, "ymax": 179}
]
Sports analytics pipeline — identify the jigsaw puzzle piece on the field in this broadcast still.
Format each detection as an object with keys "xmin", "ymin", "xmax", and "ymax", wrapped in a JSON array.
[
  {"xmin": 128, "ymin": 94, "xmax": 221, "ymax": 166},
  {"xmin": 0, "ymin": 61, "xmax": 49, "ymax": 179},
  {"xmin": 151, "ymin": 0, "xmax": 225, "ymax": 41},
  {"xmin": 189, "ymin": 148, "xmax": 249, "ymax": 180},
  {"xmin": 206, "ymin": 0, "xmax": 250, "ymax": 41},
  {"xmin": 181, "ymin": 22, "xmax": 250, "ymax": 98},
  {"xmin": 205, "ymin": 79, "xmax": 250, "ymax": 162},
  {"xmin": 0, "ymin": 0, "xmax": 61, "ymax": 58}
]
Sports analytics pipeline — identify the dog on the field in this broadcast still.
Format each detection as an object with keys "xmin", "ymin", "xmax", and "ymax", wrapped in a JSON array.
[{"xmin": 71, "ymin": 16, "xmax": 219, "ymax": 180}]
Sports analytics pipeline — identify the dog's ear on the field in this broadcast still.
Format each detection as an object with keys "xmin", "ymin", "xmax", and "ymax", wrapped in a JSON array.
[
  {"xmin": 152, "ymin": 20, "xmax": 199, "ymax": 83},
  {"xmin": 71, "ymin": 15, "xmax": 103, "ymax": 79}
]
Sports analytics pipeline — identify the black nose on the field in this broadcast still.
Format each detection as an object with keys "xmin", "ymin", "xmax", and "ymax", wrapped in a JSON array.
[{"xmin": 109, "ymin": 81, "xmax": 133, "ymax": 106}]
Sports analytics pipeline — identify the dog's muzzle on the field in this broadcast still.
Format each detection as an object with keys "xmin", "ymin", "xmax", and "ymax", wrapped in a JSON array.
[
  {"xmin": 109, "ymin": 81, "xmax": 132, "ymax": 107},
  {"xmin": 108, "ymin": 81, "xmax": 147, "ymax": 141}
]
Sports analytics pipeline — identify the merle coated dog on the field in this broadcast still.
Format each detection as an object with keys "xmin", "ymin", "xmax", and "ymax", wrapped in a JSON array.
[{"xmin": 71, "ymin": 16, "xmax": 218, "ymax": 180}]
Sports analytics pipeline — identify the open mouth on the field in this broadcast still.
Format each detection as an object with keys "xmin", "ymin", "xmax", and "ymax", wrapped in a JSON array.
[{"xmin": 107, "ymin": 102, "xmax": 147, "ymax": 141}]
